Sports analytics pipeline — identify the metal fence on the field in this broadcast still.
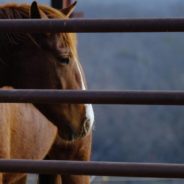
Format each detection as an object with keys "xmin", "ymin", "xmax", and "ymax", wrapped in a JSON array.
[
  {"xmin": 1, "ymin": 18, "xmax": 184, "ymax": 32},
  {"xmin": 0, "ymin": 0, "xmax": 184, "ymax": 180},
  {"xmin": 0, "ymin": 160, "xmax": 184, "ymax": 179},
  {"xmin": 1, "ymin": 90, "xmax": 184, "ymax": 105}
]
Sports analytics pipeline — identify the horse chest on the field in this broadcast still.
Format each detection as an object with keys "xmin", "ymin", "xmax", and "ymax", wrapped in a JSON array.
[{"xmin": 47, "ymin": 133, "xmax": 92, "ymax": 161}]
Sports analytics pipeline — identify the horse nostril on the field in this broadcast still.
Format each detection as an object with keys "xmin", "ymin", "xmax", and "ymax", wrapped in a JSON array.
[
  {"xmin": 81, "ymin": 119, "xmax": 90, "ymax": 137},
  {"xmin": 85, "ymin": 120, "xmax": 90, "ymax": 130}
]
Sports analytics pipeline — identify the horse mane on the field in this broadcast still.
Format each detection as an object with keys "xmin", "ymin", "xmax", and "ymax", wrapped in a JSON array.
[{"xmin": 0, "ymin": 3, "xmax": 77, "ymax": 56}]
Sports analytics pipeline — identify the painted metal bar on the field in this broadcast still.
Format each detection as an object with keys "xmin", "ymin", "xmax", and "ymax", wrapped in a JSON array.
[
  {"xmin": 51, "ymin": 0, "xmax": 63, "ymax": 9},
  {"xmin": 0, "ymin": 18, "xmax": 184, "ymax": 33},
  {"xmin": 0, "ymin": 159, "xmax": 183, "ymax": 178},
  {"xmin": 0, "ymin": 90, "xmax": 184, "ymax": 105},
  {"xmin": 63, "ymin": 0, "xmax": 72, "ymax": 8}
]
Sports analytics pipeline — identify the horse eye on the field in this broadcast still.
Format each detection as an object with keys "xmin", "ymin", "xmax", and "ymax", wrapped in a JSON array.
[
  {"xmin": 55, "ymin": 50, "xmax": 70, "ymax": 65},
  {"xmin": 60, "ymin": 57, "xmax": 70, "ymax": 64},
  {"xmin": 56, "ymin": 55, "xmax": 70, "ymax": 65}
]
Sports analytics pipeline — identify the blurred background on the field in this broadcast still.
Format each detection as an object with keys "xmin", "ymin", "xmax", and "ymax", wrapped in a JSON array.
[
  {"xmin": 77, "ymin": 1, "xmax": 184, "ymax": 183},
  {"xmin": 2, "ymin": 0, "xmax": 184, "ymax": 183}
]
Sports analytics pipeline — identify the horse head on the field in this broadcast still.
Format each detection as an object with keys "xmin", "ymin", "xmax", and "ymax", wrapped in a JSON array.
[{"xmin": 0, "ymin": 1, "xmax": 94, "ymax": 141}]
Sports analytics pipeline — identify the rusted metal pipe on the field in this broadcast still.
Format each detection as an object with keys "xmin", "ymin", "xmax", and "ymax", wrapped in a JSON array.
[
  {"xmin": 63, "ymin": 0, "xmax": 72, "ymax": 8},
  {"xmin": 51, "ymin": 0, "xmax": 63, "ymax": 9},
  {"xmin": 0, "ymin": 18, "xmax": 184, "ymax": 33},
  {"xmin": 0, "ymin": 159, "xmax": 184, "ymax": 178},
  {"xmin": 0, "ymin": 90, "xmax": 184, "ymax": 105}
]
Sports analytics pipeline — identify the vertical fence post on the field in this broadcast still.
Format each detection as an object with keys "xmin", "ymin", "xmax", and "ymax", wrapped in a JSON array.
[
  {"xmin": 51, "ymin": 0, "xmax": 72, "ymax": 9},
  {"xmin": 51, "ymin": 0, "xmax": 63, "ymax": 9},
  {"xmin": 63, "ymin": 0, "xmax": 72, "ymax": 8},
  {"xmin": 51, "ymin": 0, "xmax": 84, "ymax": 17}
]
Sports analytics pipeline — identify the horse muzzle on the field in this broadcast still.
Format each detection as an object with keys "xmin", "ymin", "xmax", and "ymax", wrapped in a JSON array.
[{"xmin": 60, "ymin": 117, "xmax": 93, "ymax": 141}]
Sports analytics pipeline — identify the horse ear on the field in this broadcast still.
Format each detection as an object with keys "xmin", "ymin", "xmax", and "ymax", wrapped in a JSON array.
[
  {"xmin": 60, "ymin": 1, "xmax": 77, "ymax": 17},
  {"xmin": 30, "ymin": 1, "xmax": 42, "ymax": 18}
]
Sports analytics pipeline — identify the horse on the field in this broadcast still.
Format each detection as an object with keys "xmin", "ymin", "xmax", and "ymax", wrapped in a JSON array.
[
  {"xmin": 0, "ymin": 1, "xmax": 94, "ymax": 184},
  {"xmin": 0, "ymin": 86, "xmax": 57, "ymax": 184}
]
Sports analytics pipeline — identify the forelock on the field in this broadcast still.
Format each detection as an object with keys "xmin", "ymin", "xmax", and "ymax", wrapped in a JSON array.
[{"xmin": 0, "ymin": 3, "xmax": 77, "ymax": 56}]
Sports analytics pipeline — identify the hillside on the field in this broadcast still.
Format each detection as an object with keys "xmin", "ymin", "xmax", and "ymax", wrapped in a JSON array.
[{"xmin": 76, "ymin": 0, "xmax": 184, "ymax": 164}]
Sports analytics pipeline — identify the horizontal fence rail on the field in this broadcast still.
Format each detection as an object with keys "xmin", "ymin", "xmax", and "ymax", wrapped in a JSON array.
[
  {"xmin": 0, "ymin": 159, "xmax": 184, "ymax": 178},
  {"xmin": 1, "ymin": 18, "xmax": 184, "ymax": 32},
  {"xmin": 0, "ymin": 90, "xmax": 184, "ymax": 105}
]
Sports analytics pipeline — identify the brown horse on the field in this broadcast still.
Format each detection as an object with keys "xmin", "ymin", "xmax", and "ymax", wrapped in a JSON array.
[
  {"xmin": 0, "ymin": 86, "xmax": 57, "ymax": 184},
  {"xmin": 0, "ymin": 1, "xmax": 94, "ymax": 184}
]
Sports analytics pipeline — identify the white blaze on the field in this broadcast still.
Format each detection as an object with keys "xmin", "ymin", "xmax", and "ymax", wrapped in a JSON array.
[{"xmin": 75, "ymin": 58, "xmax": 95, "ymax": 130}]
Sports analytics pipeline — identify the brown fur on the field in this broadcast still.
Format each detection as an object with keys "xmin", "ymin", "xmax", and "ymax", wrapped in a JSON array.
[
  {"xmin": 0, "ymin": 2, "xmax": 93, "ymax": 184},
  {"xmin": 0, "ymin": 87, "xmax": 57, "ymax": 184}
]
